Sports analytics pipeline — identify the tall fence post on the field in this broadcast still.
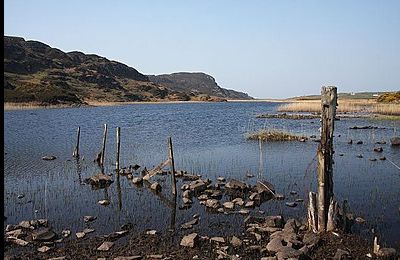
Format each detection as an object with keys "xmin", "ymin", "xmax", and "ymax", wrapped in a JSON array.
[
  {"xmin": 101, "ymin": 124, "xmax": 108, "ymax": 167},
  {"xmin": 116, "ymin": 127, "xmax": 121, "ymax": 171},
  {"xmin": 72, "ymin": 126, "xmax": 80, "ymax": 158},
  {"xmin": 168, "ymin": 137, "xmax": 177, "ymax": 197},
  {"xmin": 317, "ymin": 86, "xmax": 337, "ymax": 232}
]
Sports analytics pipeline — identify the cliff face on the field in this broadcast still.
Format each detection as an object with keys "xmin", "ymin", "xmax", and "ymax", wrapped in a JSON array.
[
  {"xmin": 4, "ymin": 36, "xmax": 251, "ymax": 105},
  {"xmin": 148, "ymin": 72, "xmax": 253, "ymax": 100}
]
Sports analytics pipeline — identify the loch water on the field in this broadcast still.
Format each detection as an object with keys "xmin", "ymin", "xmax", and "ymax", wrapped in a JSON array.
[{"xmin": 4, "ymin": 102, "xmax": 400, "ymax": 249}]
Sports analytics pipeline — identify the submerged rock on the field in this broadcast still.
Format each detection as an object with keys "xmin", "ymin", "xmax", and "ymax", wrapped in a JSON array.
[
  {"xmin": 32, "ymin": 227, "xmax": 57, "ymax": 242},
  {"xmin": 83, "ymin": 216, "xmax": 97, "ymax": 223},
  {"xmin": 84, "ymin": 174, "xmax": 113, "ymax": 188},
  {"xmin": 373, "ymin": 147, "xmax": 383, "ymax": 152},
  {"xmin": 42, "ymin": 155, "xmax": 57, "ymax": 160}
]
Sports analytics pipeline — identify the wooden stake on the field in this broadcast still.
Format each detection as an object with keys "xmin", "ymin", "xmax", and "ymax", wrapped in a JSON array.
[
  {"xmin": 327, "ymin": 198, "xmax": 337, "ymax": 231},
  {"xmin": 116, "ymin": 127, "xmax": 121, "ymax": 171},
  {"xmin": 101, "ymin": 124, "xmax": 108, "ymax": 166},
  {"xmin": 72, "ymin": 127, "xmax": 80, "ymax": 158},
  {"xmin": 373, "ymin": 236, "xmax": 380, "ymax": 254},
  {"xmin": 317, "ymin": 86, "xmax": 337, "ymax": 232},
  {"xmin": 168, "ymin": 137, "xmax": 177, "ymax": 197},
  {"xmin": 308, "ymin": 192, "xmax": 318, "ymax": 233}
]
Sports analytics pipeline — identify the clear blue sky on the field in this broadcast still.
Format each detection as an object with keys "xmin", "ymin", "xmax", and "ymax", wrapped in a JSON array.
[{"xmin": 4, "ymin": 0, "xmax": 400, "ymax": 98}]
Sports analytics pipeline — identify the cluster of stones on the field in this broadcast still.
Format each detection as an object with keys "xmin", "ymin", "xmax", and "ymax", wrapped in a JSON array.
[
  {"xmin": 179, "ymin": 176, "xmax": 288, "ymax": 214},
  {"xmin": 4, "ymin": 216, "xmax": 130, "ymax": 254},
  {"xmin": 180, "ymin": 215, "xmax": 398, "ymax": 259}
]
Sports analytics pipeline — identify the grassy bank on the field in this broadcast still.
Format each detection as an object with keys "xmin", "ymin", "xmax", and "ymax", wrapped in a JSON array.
[{"xmin": 278, "ymin": 99, "xmax": 400, "ymax": 116}]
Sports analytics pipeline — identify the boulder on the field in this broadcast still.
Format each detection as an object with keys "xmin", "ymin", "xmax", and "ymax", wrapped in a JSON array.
[
  {"xmin": 390, "ymin": 137, "xmax": 400, "ymax": 146},
  {"xmin": 97, "ymin": 241, "xmax": 114, "ymax": 251},
  {"xmin": 333, "ymin": 249, "xmax": 350, "ymax": 260},
  {"xmin": 263, "ymin": 216, "xmax": 284, "ymax": 228},
  {"xmin": 32, "ymin": 227, "xmax": 57, "ymax": 242},
  {"xmin": 223, "ymin": 201, "xmax": 235, "ymax": 209},
  {"xmin": 132, "ymin": 177, "xmax": 143, "ymax": 185},
  {"xmin": 376, "ymin": 248, "xmax": 397, "ymax": 259},
  {"xmin": 37, "ymin": 246, "xmax": 51, "ymax": 253},
  {"xmin": 276, "ymin": 246, "xmax": 304, "ymax": 260},
  {"xmin": 84, "ymin": 173, "xmax": 113, "ymax": 188},
  {"xmin": 230, "ymin": 236, "xmax": 242, "ymax": 247},
  {"xmin": 245, "ymin": 201, "xmax": 255, "ymax": 208},
  {"xmin": 255, "ymin": 181, "xmax": 275, "ymax": 196},
  {"xmin": 232, "ymin": 197, "xmax": 244, "ymax": 206},
  {"xmin": 210, "ymin": 237, "xmax": 225, "ymax": 243},
  {"xmin": 42, "ymin": 155, "xmax": 57, "ymax": 160},
  {"xmin": 205, "ymin": 199, "xmax": 220, "ymax": 209},
  {"xmin": 266, "ymin": 237, "xmax": 284, "ymax": 253},
  {"xmin": 225, "ymin": 179, "xmax": 248, "ymax": 191},
  {"xmin": 98, "ymin": 199, "xmax": 110, "ymax": 206},
  {"xmin": 182, "ymin": 190, "xmax": 192, "ymax": 198},
  {"xmin": 150, "ymin": 182, "xmax": 161, "ymax": 192},
  {"xmin": 189, "ymin": 180, "xmax": 207, "ymax": 193},
  {"xmin": 180, "ymin": 233, "xmax": 198, "ymax": 248},
  {"xmin": 84, "ymin": 216, "xmax": 97, "ymax": 222},
  {"xmin": 181, "ymin": 218, "xmax": 198, "ymax": 229}
]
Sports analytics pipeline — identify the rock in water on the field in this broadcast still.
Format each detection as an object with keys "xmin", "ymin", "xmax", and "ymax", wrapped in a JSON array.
[
  {"xmin": 225, "ymin": 179, "xmax": 248, "ymax": 191},
  {"xmin": 42, "ymin": 155, "xmax": 57, "ymax": 160},
  {"xmin": 391, "ymin": 137, "xmax": 400, "ymax": 146},
  {"xmin": 97, "ymin": 241, "xmax": 114, "ymax": 251},
  {"xmin": 150, "ymin": 182, "xmax": 161, "ymax": 192}
]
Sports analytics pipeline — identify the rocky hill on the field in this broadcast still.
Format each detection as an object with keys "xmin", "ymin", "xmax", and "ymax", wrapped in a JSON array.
[
  {"xmin": 4, "ymin": 36, "xmax": 252, "ymax": 105},
  {"xmin": 148, "ymin": 72, "xmax": 252, "ymax": 100}
]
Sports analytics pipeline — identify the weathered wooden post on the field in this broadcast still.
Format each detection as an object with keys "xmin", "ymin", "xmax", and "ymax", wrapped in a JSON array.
[
  {"xmin": 116, "ymin": 127, "xmax": 121, "ymax": 171},
  {"xmin": 72, "ymin": 127, "xmax": 81, "ymax": 158},
  {"xmin": 308, "ymin": 192, "xmax": 318, "ymax": 233},
  {"xmin": 168, "ymin": 137, "xmax": 177, "ymax": 197},
  {"xmin": 317, "ymin": 86, "xmax": 337, "ymax": 232},
  {"xmin": 101, "ymin": 124, "xmax": 108, "ymax": 166}
]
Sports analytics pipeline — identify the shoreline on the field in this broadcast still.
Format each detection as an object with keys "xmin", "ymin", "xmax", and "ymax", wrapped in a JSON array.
[{"xmin": 3, "ymin": 99, "xmax": 287, "ymax": 111}]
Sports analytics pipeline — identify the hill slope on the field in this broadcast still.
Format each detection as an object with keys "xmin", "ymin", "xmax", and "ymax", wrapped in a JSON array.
[
  {"xmin": 4, "ymin": 36, "xmax": 252, "ymax": 105},
  {"xmin": 148, "ymin": 72, "xmax": 252, "ymax": 100}
]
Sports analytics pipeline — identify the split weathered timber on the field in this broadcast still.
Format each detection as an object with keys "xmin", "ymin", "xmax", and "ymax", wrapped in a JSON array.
[
  {"xmin": 72, "ymin": 127, "xmax": 80, "ymax": 158},
  {"xmin": 116, "ymin": 127, "xmax": 121, "ymax": 171},
  {"xmin": 143, "ymin": 159, "xmax": 170, "ymax": 180},
  {"xmin": 327, "ymin": 198, "xmax": 337, "ymax": 231},
  {"xmin": 168, "ymin": 137, "xmax": 177, "ymax": 197},
  {"xmin": 308, "ymin": 192, "xmax": 318, "ymax": 233},
  {"xmin": 317, "ymin": 86, "xmax": 337, "ymax": 232}
]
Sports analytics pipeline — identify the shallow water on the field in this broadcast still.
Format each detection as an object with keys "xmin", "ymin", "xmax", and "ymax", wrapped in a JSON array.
[{"xmin": 4, "ymin": 102, "xmax": 400, "ymax": 249}]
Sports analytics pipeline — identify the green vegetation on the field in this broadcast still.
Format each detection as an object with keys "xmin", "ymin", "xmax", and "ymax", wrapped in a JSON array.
[
  {"xmin": 377, "ymin": 92, "xmax": 400, "ymax": 103},
  {"xmin": 246, "ymin": 129, "xmax": 307, "ymax": 141}
]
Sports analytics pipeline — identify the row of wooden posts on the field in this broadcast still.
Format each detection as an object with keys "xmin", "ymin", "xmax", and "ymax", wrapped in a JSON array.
[
  {"xmin": 70, "ymin": 87, "xmax": 372, "ymax": 239},
  {"xmin": 72, "ymin": 123, "xmax": 178, "ymax": 198}
]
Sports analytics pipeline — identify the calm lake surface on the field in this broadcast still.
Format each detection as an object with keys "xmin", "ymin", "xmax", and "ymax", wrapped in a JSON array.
[{"xmin": 4, "ymin": 102, "xmax": 400, "ymax": 249}]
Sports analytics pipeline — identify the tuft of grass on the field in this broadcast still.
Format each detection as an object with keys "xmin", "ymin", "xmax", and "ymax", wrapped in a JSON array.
[{"xmin": 246, "ymin": 129, "xmax": 307, "ymax": 142}]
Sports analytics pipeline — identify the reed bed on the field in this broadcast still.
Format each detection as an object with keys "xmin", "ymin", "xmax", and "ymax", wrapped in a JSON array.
[
  {"xmin": 3, "ymin": 102, "xmax": 77, "ymax": 110},
  {"xmin": 278, "ymin": 99, "xmax": 400, "ymax": 116},
  {"xmin": 246, "ymin": 129, "xmax": 307, "ymax": 141}
]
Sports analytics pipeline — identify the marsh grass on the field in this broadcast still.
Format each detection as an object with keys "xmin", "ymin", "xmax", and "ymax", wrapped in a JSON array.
[
  {"xmin": 278, "ymin": 99, "xmax": 400, "ymax": 116},
  {"xmin": 246, "ymin": 129, "xmax": 307, "ymax": 141}
]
